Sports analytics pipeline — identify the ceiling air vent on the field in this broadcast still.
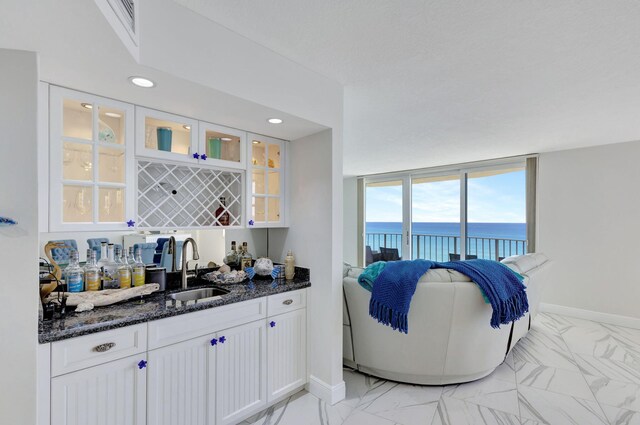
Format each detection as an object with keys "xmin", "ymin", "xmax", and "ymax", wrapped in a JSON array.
[
  {"xmin": 109, "ymin": 0, "xmax": 136, "ymax": 36},
  {"xmin": 95, "ymin": 0, "xmax": 139, "ymax": 60}
]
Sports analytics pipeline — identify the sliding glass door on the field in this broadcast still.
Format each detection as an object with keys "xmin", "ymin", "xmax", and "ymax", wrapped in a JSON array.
[
  {"xmin": 411, "ymin": 174, "xmax": 461, "ymax": 261},
  {"xmin": 365, "ymin": 180, "xmax": 404, "ymax": 265},
  {"xmin": 467, "ymin": 167, "xmax": 526, "ymax": 260}
]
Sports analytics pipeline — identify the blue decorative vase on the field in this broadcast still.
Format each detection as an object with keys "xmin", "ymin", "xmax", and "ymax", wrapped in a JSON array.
[
  {"xmin": 208, "ymin": 137, "xmax": 222, "ymax": 159},
  {"xmin": 157, "ymin": 127, "xmax": 173, "ymax": 152}
]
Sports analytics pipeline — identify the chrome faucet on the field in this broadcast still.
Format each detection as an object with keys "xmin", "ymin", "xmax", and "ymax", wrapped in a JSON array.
[
  {"xmin": 181, "ymin": 238, "xmax": 200, "ymax": 289},
  {"xmin": 167, "ymin": 236, "xmax": 178, "ymax": 272}
]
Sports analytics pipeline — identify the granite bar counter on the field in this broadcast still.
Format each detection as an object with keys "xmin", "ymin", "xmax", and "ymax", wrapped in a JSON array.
[{"xmin": 39, "ymin": 267, "xmax": 310, "ymax": 344}]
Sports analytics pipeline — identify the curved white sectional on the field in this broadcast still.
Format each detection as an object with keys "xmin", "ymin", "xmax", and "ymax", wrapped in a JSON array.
[{"xmin": 342, "ymin": 253, "xmax": 550, "ymax": 385}]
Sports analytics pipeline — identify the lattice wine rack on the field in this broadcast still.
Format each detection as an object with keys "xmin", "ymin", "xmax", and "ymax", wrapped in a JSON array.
[{"xmin": 137, "ymin": 160, "xmax": 242, "ymax": 228}]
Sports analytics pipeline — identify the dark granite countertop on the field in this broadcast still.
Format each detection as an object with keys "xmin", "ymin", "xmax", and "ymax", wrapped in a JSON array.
[{"xmin": 39, "ymin": 267, "xmax": 310, "ymax": 344}]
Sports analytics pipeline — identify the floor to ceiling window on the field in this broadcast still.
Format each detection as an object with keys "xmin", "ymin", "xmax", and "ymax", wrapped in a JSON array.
[{"xmin": 362, "ymin": 158, "xmax": 531, "ymax": 265}]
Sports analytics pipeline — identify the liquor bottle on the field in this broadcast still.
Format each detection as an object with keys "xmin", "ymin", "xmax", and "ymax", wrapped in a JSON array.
[
  {"xmin": 84, "ymin": 249, "xmax": 101, "ymax": 291},
  {"xmin": 240, "ymin": 242, "xmax": 253, "ymax": 270},
  {"xmin": 102, "ymin": 244, "xmax": 119, "ymax": 290},
  {"xmin": 215, "ymin": 196, "xmax": 230, "ymax": 226},
  {"xmin": 64, "ymin": 249, "xmax": 84, "ymax": 293},
  {"xmin": 285, "ymin": 250, "xmax": 295, "ymax": 280},
  {"xmin": 224, "ymin": 241, "xmax": 238, "ymax": 268},
  {"xmin": 127, "ymin": 246, "xmax": 136, "ymax": 266},
  {"xmin": 115, "ymin": 246, "xmax": 132, "ymax": 289},
  {"xmin": 132, "ymin": 248, "xmax": 146, "ymax": 287},
  {"xmin": 97, "ymin": 241, "xmax": 109, "ymax": 270}
]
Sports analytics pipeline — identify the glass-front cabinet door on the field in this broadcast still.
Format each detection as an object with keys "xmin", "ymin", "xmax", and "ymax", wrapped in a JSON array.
[
  {"xmin": 49, "ymin": 86, "xmax": 135, "ymax": 231},
  {"xmin": 198, "ymin": 122, "xmax": 246, "ymax": 169},
  {"xmin": 247, "ymin": 133, "xmax": 287, "ymax": 227},
  {"xmin": 135, "ymin": 106, "xmax": 199, "ymax": 163}
]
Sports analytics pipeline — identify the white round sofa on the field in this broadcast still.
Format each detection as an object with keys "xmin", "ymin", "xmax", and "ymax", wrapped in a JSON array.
[{"xmin": 342, "ymin": 253, "xmax": 550, "ymax": 385}]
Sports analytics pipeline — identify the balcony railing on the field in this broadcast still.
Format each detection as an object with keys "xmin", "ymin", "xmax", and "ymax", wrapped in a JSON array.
[{"xmin": 366, "ymin": 232, "xmax": 527, "ymax": 262}]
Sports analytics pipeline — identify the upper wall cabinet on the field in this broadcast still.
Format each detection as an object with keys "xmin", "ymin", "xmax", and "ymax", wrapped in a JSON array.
[
  {"xmin": 198, "ymin": 121, "xmax": 246, "ymax": 170},
  {"xmin": 49, "ymin": 86, "xmax": 135, "ymax": 231},
  {"xmin": 247, "ymin": 134, "xmax": 288, "ymax": 228},
  {"xmin": 135, "ymin": 107, "xmax": 199, "ymax": 164}
]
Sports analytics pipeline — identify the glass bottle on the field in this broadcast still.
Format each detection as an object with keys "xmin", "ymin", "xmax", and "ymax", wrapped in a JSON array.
[
  {"xmin": 115, "ymin": 246, "xmax": 132, "ymax": 289},
  {"xmin": 224, "ymin": 240, "xmax": 238, "ymax": 268},
  {"xmin": 97, "ymin": 241, "xmax": 109, "ymax": 271},
  {"xmin": 127, "ymin": 246, "xmax": 136, "ymax": 266},
  {"xmin": 84, "ymin": 249, "xmax": 101, "ymax": 291},
  {"xmin": 132, "ymin": 248, "xmax": 146, "ymax": 287},
  {"xmin": 240, "ymin": 242, "xmax": 253, "ymax": 270},
  {"xmin": 102, "ymin": 243, "xmax": 119, "ymax": 290},
  {"xmin": 285, "ymin": 250, "xmax": 295, "ymax": 280},
  {"xmin": 64, "ymin": 249, "xmax": 84, "ymax": 293},
  {"xmin": 215, "ymin": 196, "xmax": 230, "ymax": 226}
]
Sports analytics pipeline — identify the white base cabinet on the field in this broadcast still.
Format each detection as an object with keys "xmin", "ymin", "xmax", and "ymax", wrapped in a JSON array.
[
  {"xmin": 147, "ymin": 335, "xmax": 216, "ymax": 425},
  {"xmin": 267, "ymin": 309, "xmax": 307, "ymax": 402},
  {"xmin": 44, "ymin": 289, "xmax": 307, "ymax": 425},
  {"xmin": 216, "ymin": 320, "xmax": 267, "ymax": 425},
  {"xmin": 51, "ymin": 354, "xmax": 146, "ymax": 425}
]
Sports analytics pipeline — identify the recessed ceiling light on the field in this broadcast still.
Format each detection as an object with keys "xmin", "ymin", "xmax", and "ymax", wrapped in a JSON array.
[
  {"xmin": 129, "ymin": 76, "xmax": 155, "ymax": 88},
  {"xmin": 221, "ymin": 137, "xmax": 232, "ymax": 141},
  {"xmin": 183, "ymin": 125, "xmax": 191, "ymax": 131},
  {"xmin": 104, "ymin": 112, "xmax": 121, "ymax": 118},
  {"xmin": 81, "ymin": 103, "xmax": 93, "ymax": 109},
  {"xmin": 267, "ymin": 118, "xmax": 283, "ymax": 124}
]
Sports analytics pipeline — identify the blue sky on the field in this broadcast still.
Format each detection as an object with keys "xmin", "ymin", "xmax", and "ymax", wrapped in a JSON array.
[{"xmin": 366, "ymin": 170, "xmax": 525, "ymax": 223}]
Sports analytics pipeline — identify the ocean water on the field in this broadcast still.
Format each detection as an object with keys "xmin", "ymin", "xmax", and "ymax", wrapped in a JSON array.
[
  {"xmin": 366, "ymin": 222, "xmax": 526, "ymax": 240},
  {"xmin": 365, "ymin": 222, "xmax": 526, "ymax": 261}
]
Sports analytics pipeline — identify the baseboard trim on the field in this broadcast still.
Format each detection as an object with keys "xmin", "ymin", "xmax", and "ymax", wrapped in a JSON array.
[
  {"xmin": 540, "ymin": 303, "xmax": 640, "ymax": 330},
  {"xmin": 306, "ymin": 375, "xmax": 346, "ymax": 405}
]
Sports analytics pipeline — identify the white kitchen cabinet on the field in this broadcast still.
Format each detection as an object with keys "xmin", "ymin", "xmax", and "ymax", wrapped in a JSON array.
[
  {"xmin": 51, "ymin": 354, "xmax": 147, "ymax": 425},
  {"xmin": 198, "ymin": 121, "xmax": 246, "ymax": 170},
  {"xmin": 215, "ymin": 320, "xmax": 267, "ymax": 425},
  {"xmin": 135, "ymin": 106, "xmax": 199, "ymax": 164},
  {"xmin": 267, "ymin": 308, "xmax": 307, "ymax": 402},
  {"xmin": 147, "ymin": 335, "xmax": 216, "ymax": 425},
  {"xmin": 246, "ymin": 133, "xmax": 288, "ymax": 228},
  {"xmin": 49, "ymin": 86, "xmax": 135, "ymax": 231}
]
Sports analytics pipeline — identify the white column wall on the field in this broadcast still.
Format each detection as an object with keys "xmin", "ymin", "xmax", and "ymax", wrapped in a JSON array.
[
  {"xmin": 0, "ymin": 48, "xmax": 39, "ymax": 425},
  {"xmin": 269, "ymin": 129, "xmax": 345, "ymax": 402},
  {"xmin": 538, "ymin": 140, "xmax": 640, "ymax": 319}
]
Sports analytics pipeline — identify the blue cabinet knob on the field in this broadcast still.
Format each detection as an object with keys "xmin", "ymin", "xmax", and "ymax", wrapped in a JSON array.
[
  {"xmin": 210, "ymin": 338, "xmax": 217, "ymax": 346},
  {"xmin": 219, "ymin": 336, "xmax": 226, "ymax": 344},
  {"xmin": 138, "ymin": 360, "xmax": 147, "ymax": 369},
  {"xmin": 201, "ymin": 154, "xmax": 207, "ymax": 160},
  {"xmin": 193, "ymin": 152, "xmax": 200, "ymax": 159},
  {"xmin": 126, "ymin": 220, "xmax": 135, "ymax": 227},
  {"xmin": 270, "ymin": 321, "xmax": 276, "ymax": 328}
]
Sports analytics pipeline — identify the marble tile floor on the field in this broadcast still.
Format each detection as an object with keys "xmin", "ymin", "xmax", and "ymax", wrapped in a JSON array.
[{"xmin": 241, "ymin": 313, "xmax": 640, "ymax": 425}]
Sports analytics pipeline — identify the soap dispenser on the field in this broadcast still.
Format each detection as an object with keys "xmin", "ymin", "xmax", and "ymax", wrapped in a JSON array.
[{"xmin": 285, "ymin": 250, "xmax": 295, "ymax": 280}]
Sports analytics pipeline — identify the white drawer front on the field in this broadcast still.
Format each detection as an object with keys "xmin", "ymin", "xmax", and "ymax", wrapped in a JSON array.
[
  {"xmin": 51, "ymin": 323, "xmax": 147, "ymax": 377},
  {"xmin": 267, "ymin": 289, "xmax": 307, "ymax": 316},
  {"xmin": 148, "ymin": 298, "xmax": 267, "ymax": 349}
]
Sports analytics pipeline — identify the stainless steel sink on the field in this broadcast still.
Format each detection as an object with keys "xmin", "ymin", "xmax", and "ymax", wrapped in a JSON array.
[{"xmin": 169, "ymin": 286, "xmax": 230, "ymax": 302}]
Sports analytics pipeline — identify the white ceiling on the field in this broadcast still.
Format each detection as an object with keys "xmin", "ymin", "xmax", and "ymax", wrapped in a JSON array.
[
  {"xmin": 175, "ymin": 0, "xmax": 640, "ymax": 176},
  {"xmin": 0, "ymin": 0, "xmax": 326, "ymax": 142}
]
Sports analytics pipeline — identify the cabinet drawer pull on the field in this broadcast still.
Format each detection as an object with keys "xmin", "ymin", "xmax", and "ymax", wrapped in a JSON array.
[
  {"xmin": 282, "ymin": 299, "xmax": 294, "ymax": 305},
  {"xmin": 93, "ymin": 342, "xmax": 116, "ymax": 353}
]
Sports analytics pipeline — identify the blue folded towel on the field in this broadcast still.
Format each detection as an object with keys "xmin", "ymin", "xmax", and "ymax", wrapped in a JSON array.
[{"xmin": 367, "ymin": 259, "xmax": 528, "ymax": 333}]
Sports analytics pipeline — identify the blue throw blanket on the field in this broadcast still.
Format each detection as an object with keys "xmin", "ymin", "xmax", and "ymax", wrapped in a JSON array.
[{"xmin": 366, "ymin": 259, "xmax": 528, "ymax": 333}]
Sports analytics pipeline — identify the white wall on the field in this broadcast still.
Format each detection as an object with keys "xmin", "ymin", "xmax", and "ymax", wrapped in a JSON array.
[
  {"xmin": 0, "ymin": 48, "xmax": 38, "ymax": 425},
  {"xmin": 343, "ymin": 177, "xmax": 359, "ymax": 266},
  {"xmin": 269, "ymin": 129, "xmax": 345, "ymax": 401},
  {"xmin": 538, "ymin": 140, "xmax": 640, "ymax": 318}
]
